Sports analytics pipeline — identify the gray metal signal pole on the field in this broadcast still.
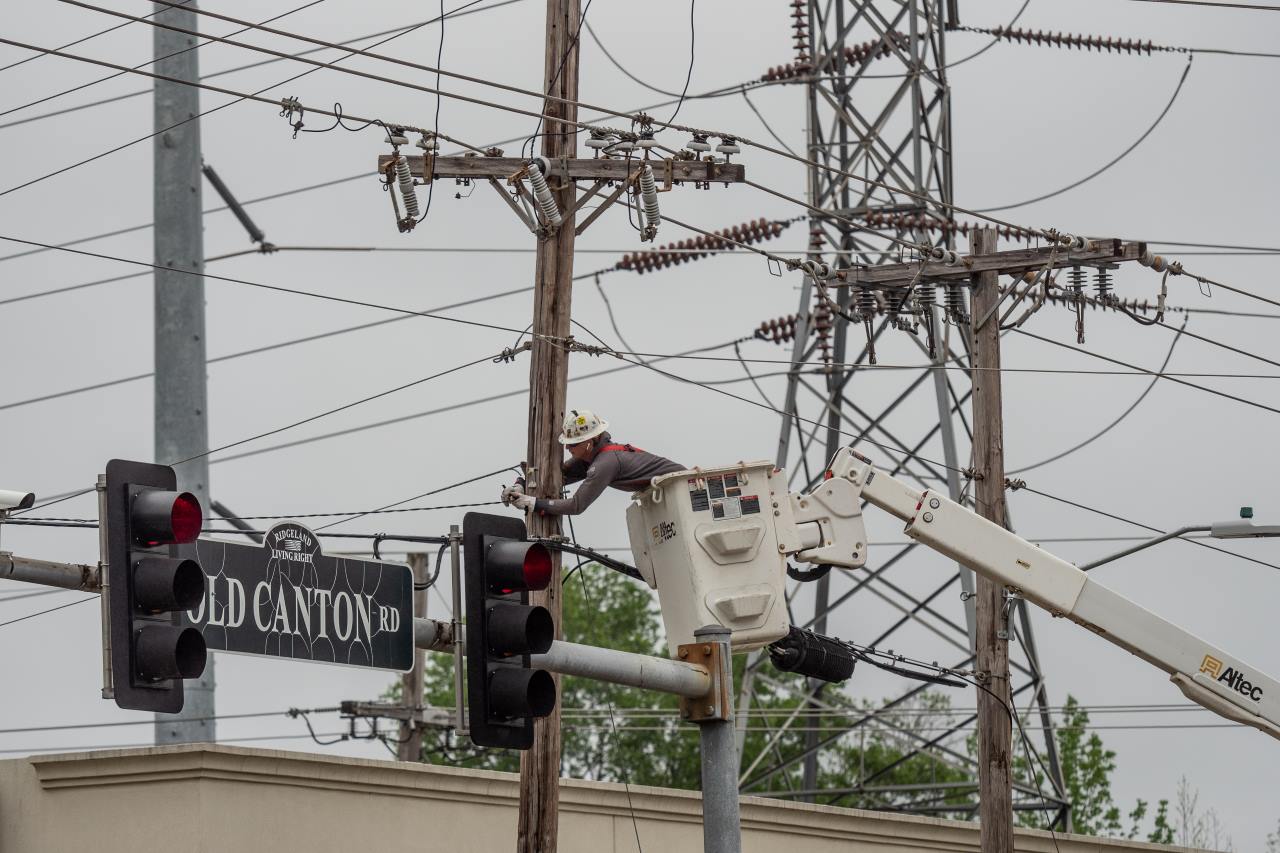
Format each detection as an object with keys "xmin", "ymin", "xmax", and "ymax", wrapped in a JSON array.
[{"xmin": 153, "ymin": 0, "xmax": 213, "ymax": 745}]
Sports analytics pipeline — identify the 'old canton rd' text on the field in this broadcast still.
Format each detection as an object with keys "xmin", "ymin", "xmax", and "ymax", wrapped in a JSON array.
[{"xmin": 188, "ymin": 577, "xmax": 401, "ymax": 642}]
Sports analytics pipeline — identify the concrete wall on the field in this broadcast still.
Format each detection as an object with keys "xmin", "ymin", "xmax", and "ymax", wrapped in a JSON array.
[{"xmin": 0, "ymin": 745, "xmax": 1204, "ymax": 853}]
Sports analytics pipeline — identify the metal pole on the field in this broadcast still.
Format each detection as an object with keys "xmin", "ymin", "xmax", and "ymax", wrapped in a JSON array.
[
  {"xmin": 98, "ymin": 474, "xmax": 113, "ymax": 700},
  {"xmin": 930, "ymin": 314, "xmax": 977, "ymax": 646},
  {"xmin": 153, "ymin": 0, "xmax": 212, "ymax": 746},
  {"xmin": 398, "ymin": 553, "xmax": 429, "ymax": 761},
  {"xmin": 533, "ymin": 641, "xmax": 710, "ymax": 698},
  {"xmin": 1080, "ymin": 525, "xmax": 1209, "ymax": 571},
  {"xmin": 694, "ymin": 625, "xmax": 741, "ymax": 853},
  {"xmin": 449, "ymin": 524, "xmax": 467, "ymax": 736},
  {"xmin": 413, "ymin": 621, "xmax": 711, "ymax": 698},
  {"xmin": 0, "ymin": 553, "xmax": 99, "ymax": 590}
]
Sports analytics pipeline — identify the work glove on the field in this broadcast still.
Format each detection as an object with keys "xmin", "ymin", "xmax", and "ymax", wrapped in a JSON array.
[
  {"xmin": 500, "ymin": 482, "xmax": 525, "ymax": 506},
  {"xmin": 512, "ymin": 493, "xmax": 536, "ymax": 512}
]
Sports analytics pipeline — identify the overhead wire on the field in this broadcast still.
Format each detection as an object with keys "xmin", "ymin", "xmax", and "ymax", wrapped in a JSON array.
[
  {"xmin": 0, "ymin": 285, "xmax": 533, "ymax": 412},
  {"xmin": 664, "ymin": 0, "xmax": 696, "ymax": 125},
  {"xmin": 1007, "ymin": 316, "xmax": 1188, "ymax": 475},
  {"xmin": 205, "ymin": 337, "xmax": 749, "ymax": 464},
  {"xmin": 1016, "ymin": 484, "xmax": 1280, "ymax": 574},
  {"xmin": 312, "ymin": 466, "xmax": 516, "ymax": 531},
  {"xmin": 973, "ymin": 53, "xmax": 1194, "ymax": 213},
  {"xmin": 1014, "ymin": 328, "xmax": 1280, "ymax": 418},
  {"xmin": 0, "ymin": 235, "xmax": 538, "ymax": 338},
  {"xmin": 0, "ymin": 0, "xmax": 500, "ymax": 201},
  {"xmin": 0, "ymin": 0, "xmax": 528, "ymax": 133},
  {"xmin": 165, "ymin": 350, "xmax": 506, "ymax": 468},
  {"xmin": 11, "ymin": 350, "xmax": 519, "ymax": 512},
  {"xmin": 0, "ymin": 0, "xmax": 328, "ymax": 123},
  {"xmin": 0, "ymin": 0, "xmax": 189, "ymax": 74},
  {"xmin": 1124, "ymin": 0, "xmax": 1280, "ymax": 10},
  {"xmin": 43, "ymin": 0, "xmax": 1057, "ymax": 245},
  {"xmin": 0, "ymin": 596, "xmax": 97, "ymax": 630}
]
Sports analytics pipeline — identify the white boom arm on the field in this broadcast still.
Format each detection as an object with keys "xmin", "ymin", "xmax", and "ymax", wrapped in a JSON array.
[{"xmin": 805, "ymin": 447, "xmax": 1280, "ymax": 741}]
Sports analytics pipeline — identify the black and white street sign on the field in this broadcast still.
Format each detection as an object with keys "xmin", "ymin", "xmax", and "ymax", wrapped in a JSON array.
[{"xmin": 180, "ymin": 522, "xmax": 414, "ymax": 672}]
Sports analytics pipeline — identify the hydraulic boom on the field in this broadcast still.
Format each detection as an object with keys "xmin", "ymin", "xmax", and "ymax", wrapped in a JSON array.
[{"xmin": 815, "ymin": 447, "xmax": 1280, "ymax": 741}]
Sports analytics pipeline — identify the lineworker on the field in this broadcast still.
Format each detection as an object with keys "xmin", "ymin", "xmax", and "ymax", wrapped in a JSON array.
[{"xmin": 501, "ymin": 409, "xmax": 685, "ymax": 516}]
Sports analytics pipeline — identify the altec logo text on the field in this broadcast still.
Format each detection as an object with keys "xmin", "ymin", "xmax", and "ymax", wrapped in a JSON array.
[{"xmin": 1200, "ymin": 655, "xmax": 1264, "ymax": 702}]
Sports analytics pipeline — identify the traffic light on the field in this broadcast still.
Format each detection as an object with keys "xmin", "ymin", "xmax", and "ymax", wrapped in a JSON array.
[
  {"xmin": 463, "ymin": 512, "xmax": 556, "ymax": 749},
  {"xmin": 103, "ymin": 459, "xmax": 208, "ymax": 713}
]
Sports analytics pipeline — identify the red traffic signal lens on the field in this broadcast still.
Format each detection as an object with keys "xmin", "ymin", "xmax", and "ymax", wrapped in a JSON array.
[
  {"xmin": 485, "ymin": 539, "xmax": 554, "ymax": 592},
  {"xmin": 132, "ymin": 489, "xmax": 203, "ymax": 545},
  {"xmin": 522, "ymin": 544, "xmax": 552, "ymax": 590},
  {"xmin": 170, "ymin": 492, "xmax": 202, "ymax": 544}
]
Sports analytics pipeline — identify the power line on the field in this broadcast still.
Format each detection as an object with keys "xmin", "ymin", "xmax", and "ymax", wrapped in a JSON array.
[
  {"xmin": 664, "ymin": 0, "xmax": 697, "ymax": 124},
  {"xmin": 1016, "ymin": 484, "xmax": 1280, "ymax": 574},
  {"xmin": 0, "ymin": 588, "xmax": 73, "ymax": 603},
  {"xmin": 576, "ymin": 342, "xmax": 1280, "ymax": 582},
  {"xmin": 1125, "ymin": 0, "xmax": 1280, "ymax": 10},
  {"xmin": 312, "ymin": 467, "xmax": 515, "ymax": 531},
  {"xmin": 1014, "ymin": 328, "xmax": 1280, "ymax": 418},
  {"xmin": 0, "ymin": 0, "xmax": 497, "ymax": 201},
  {"xmin": 207, "ymin": 338, "xmax": 746, "ymax": 464},
  {"xmin": 0, "ymin": 235, "xmax": 535, "ymax": 338},
  {"xmin": 0, "ymin": 0, "xmax": 189, "ymax": 74},
  {"xmin": 0, "ymin": 707, "xmax": 339, "ymax": 735},
  {"xmin": 177, "ymin": 351, "xmax": 504, "ymax": 467},
  {"xmin": 0, "ymin": 596, "xmax": 96, "ymax": 630},
  {"xmin": 0, "ymin": 0, "xmax": 327, "ymax": 123},
  {"xmin": 0, "ymin": 731, "xmax": 354, "ymax": 755},
  {"xmin": 44, "ymin": 0, "xmax": 1056, "ymax": 246},
  {"xmin": 0, "ymin": 282, "xmax": 534, "ymax": 411},
  {"xmin": 0, "ymin": 170, "xmax": 372, "ymax": 265},
  {"xmin": 973, "ymin": 53, "xmax": 1194, "ymax": 213},
  {"xmin": 1007, "ymin": 318, "xmax": 1187, "ymax": 475},
  {"xmin": 0, "ymin": 1, "xmax": 527, "ymax": 133}
]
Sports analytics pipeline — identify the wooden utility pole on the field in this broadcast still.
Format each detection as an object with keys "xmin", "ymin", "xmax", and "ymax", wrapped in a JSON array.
[
  {"xmin": 519, "ymin": 2, "xmax": 579, "ymax": 851},
  {"xmin": 969, "ymin": 227, "xmax": 1013, "ymax": 851},
  {"xmin": 398, "ymin": 553, "xmax": 430, "ymax": 762}
]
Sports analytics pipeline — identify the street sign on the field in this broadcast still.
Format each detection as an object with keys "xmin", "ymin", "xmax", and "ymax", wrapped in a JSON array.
[{"xmin": 180, "ymin": 522, "xmax": 414, "ymax": 672}]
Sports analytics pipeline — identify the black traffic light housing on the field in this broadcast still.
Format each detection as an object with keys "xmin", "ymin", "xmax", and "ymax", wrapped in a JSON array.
[
  {"xmin": 104, "ymin": 459, "xmax": 208, "ymax": 713},
  {"xmin": 463, "ymin": 512, "xmax": 556, "ymax": 749}
]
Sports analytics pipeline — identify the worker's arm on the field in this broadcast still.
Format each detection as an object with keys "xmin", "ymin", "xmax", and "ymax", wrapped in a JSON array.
[
  {"xmin": 562, "ymin": 457, "xmax": 590, "ymax": 486},
  {"xmin": 536, "ymin": 453, "xmax": 621, "ymax": 516}
]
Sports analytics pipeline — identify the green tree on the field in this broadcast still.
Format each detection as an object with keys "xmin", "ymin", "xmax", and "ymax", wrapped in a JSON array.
[
  {"xmin": 1056, "ymin": 695, "xmax": 1129, "ymax": 835},
  {"xmin": 1011, "ymin": 695, "xmax": 1165, "ymax": 839}
]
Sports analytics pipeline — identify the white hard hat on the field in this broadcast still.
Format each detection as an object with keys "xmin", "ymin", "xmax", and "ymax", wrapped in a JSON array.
[{"xmin": 559, "ymin": 408, "xmax": 609, "ymax": 445}]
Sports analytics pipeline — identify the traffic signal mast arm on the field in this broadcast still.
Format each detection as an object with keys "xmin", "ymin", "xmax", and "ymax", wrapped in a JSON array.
[{"xmin": 800, "ymin": 447, "xmax": 1280, "ymax": 741}]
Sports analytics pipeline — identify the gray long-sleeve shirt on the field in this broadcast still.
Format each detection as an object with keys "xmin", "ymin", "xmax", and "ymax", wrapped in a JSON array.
[{"xmin": 534, "ymin": 435, "xmax": 684, "ymax": 516}]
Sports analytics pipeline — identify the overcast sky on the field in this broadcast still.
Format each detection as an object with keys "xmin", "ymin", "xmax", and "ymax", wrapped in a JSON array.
[{"xmin": 2, "ymin": 0, "xmax": 1279, "ymax": 847}]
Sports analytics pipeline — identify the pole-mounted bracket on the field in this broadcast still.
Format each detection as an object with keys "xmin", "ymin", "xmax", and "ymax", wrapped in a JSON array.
[{"xmin": 677, "ymin": 638, "xmax": 731, "ymax": 723}]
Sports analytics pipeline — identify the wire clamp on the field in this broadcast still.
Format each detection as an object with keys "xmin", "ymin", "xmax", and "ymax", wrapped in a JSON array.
[
  {"xmin": 279, "ymin": 96, "xmax": 305, "ymax": 138},
  {"xmin": 492, "ymin": 341, "xmax": 532, "ymax": 364}
]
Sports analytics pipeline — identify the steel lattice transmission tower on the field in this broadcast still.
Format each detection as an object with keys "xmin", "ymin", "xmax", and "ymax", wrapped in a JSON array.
[{"xmin": 738, "ymin": 0, "xmax": 1070, "ymax": 825}]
